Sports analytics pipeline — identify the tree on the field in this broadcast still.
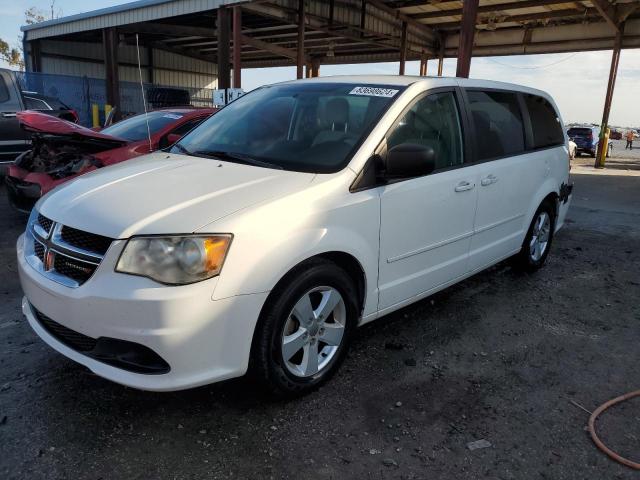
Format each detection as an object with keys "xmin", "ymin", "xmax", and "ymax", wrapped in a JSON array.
[
  {"xmin": 0, "ymin": 2, "xmax": 62, "ymax": 70},
  {"xmin": 0, "ymin": 39, "xmax": 23, "ymax": 69}
]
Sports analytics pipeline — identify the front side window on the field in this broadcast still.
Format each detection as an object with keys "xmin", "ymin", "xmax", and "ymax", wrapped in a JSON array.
[
  {"xmin": 171, "ymin": 83, "xmax": 404, "ymax": 173},
  {"xmin": 24, "ymin": 96, "xmax": 50, "ymax": 110},
  {"xmin": 524, "ymin": 94, "xmax": 564, "ymax": 148},
  {"xmin": 170, "ymin": 117, "xmax": 207, "ymax": 137},
  {"xmin": 387, "ymin": 91, "xmax": 464, "ymax": 170},
  {"xmin": 467, "ymin": 90, "xmax": 525, "ymax": 161}
]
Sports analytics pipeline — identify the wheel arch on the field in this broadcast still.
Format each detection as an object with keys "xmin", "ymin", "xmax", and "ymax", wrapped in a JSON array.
[
  {"xmin": 260, "ymin": 251, "xmax": 367, "ymax": 319},
  {"xmin": 248, "ymin": 251, "xmax": 368, "ymax": 376}
]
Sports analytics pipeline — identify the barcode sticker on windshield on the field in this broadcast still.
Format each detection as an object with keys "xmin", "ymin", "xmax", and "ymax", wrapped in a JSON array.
[{"xmin": 349, "ymin": 86, "xmax": 399, "ymax": 98}]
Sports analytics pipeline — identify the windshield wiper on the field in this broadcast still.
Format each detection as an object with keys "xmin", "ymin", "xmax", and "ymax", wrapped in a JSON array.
[{"xmin": 193, "ymin": 150, "xmax": 283, "ymax": 170}]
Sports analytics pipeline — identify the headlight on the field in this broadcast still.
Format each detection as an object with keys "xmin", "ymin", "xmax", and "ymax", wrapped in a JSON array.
[{"xmin": 116, "ymin": 235, "xmax": 232, "ymax": 285}]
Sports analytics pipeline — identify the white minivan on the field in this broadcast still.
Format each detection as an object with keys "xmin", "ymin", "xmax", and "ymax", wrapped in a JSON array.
[{"xmin": 17, "ymin": 76, "xmax": 572, "ymax": 395}]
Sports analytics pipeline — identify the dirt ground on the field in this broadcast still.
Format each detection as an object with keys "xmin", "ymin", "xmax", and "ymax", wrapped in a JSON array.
[{"xmin": 1, "ymin": 158, "xmax": 639, "ymax": 479}]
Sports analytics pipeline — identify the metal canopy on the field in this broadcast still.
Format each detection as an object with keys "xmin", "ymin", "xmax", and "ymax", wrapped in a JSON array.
[{"xmin": 22, "ymin": 1, "xmax": 640, "ymax": 70}]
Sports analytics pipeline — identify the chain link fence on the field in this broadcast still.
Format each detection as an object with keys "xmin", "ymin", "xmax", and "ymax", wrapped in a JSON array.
[{"xmin": 16, "ymin": 71, "xmax": 214, "ymax": 127}]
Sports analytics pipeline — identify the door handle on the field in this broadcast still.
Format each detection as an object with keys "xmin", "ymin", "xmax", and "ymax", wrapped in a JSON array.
[
  {"xmin": 454, "ymin": 181, "xmax": 475, "ymax": 192},
  {"xmin": 1, "ymin": 112, "xmax": 17, "ymax": 118},
  {"xmin": 481, "ymin": 174, "xmax": 498, "ymax": 186}
]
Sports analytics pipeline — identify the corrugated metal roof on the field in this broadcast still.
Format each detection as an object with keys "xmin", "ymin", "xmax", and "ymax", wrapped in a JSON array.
[
  {"xmin": 21, "ymin": 0, "xmax": 640, "ymax": 66},
  {"xmin": 22, "ymin": 0, "xmax": 244, "ymax": 40}
]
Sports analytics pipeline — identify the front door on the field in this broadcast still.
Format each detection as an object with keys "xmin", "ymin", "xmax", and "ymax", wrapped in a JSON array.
[
  {"xmin": 0, "ymin": 70, "xmax": 29, "ymax": 162},
  {"xmin": 378, "ymin": 90, "xmax": 478, "ymax": 311}
]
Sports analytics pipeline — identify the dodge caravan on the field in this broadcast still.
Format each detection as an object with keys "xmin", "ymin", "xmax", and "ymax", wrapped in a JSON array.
[{"xmin": 17, "ymin": 76, "xmax": 572, "ymax": 395}]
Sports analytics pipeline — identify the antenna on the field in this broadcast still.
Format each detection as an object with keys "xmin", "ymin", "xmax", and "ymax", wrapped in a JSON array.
[{"xmin": 135, "ymin": 34, "xmax": 153, "ymax": 153}]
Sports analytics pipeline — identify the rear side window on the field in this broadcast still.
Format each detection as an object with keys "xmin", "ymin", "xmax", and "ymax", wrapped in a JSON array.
[
  {"xmin": 567, "ymin": 127, "xmax": 593, "ymax": 136},
  {"xmin": 524, "ymin": 94, "xmax": 564, "ymax": 148},
  {"xmin": 0, "ymin": 77, "xmax": 9, "ymax": 103},
  {"xmin": 467, "ymin": 90, "xmax": 525, "ymax": 161}
]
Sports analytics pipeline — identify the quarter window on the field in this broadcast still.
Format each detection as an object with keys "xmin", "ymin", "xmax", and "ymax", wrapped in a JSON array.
[
  {"xmin": 524, "ymin": 94, "xmax": 564, "ymax": 148},
  {"xmin": 387, "ymin": 92, "xmax": 464, "ymax": 170},
  {"xmin": 467, "ymin": 90, "xmax": 525, "ymax": 160}
]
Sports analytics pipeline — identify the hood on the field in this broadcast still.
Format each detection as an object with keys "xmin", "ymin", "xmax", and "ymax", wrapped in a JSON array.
[
  {"xmin": 38, "ymin": 153, "xmax": 315, "ymax": 238},
  {"xmin": 17, "ymin": 111, "xmax": 127, "ymax": 148}
]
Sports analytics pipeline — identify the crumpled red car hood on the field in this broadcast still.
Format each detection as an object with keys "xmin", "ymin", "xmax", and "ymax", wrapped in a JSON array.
[{"xmin": 17, "ymin": 111, "xmax": 128, "ymax": 145}]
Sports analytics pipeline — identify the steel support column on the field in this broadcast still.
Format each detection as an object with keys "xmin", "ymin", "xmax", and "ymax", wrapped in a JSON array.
[
  {"xmin": 147, "ymin": 46, "xmax": 154, "ymax": 84},
  {"xmin": 437, "ymin": 33, "xmax": 446, "ymax": 76},
  {"xmin": 311, "ymin": 59, "xmax": 320, "ymax": 77},
  {"xmin": 233, "ymin": 7, "xmax": 242, "ymax": 88},
  {"xmin": 30, "ymin": 40, "xmax": 42, "ymax": 72},
  {"xmin": 217, "ymin": 6, "xmax": 231, "ymax": 90},
  {"xmin": 399, "ymin": 21, "xmax": 407, "ymax": 75},
  {"xmin": 297, "ymin": 0, "xmax": 305, "ymax": 79},
  {"xmin": 456, "ymin": 0, "xmax": 479, "ymax": 78},
  {"xmin": 596, "ymin": 26, "xmax": 624, "ymax": 168},
  {"xmin": 419, "ymin": 54, "xmax": 428, "ymax": 76},
  {"xmin": 102, "ymin": 27, "xmax": 120, "ymax": 120}
]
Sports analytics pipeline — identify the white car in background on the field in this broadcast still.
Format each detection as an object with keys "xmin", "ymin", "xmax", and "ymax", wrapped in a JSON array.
[
  {"xmin": 568, "ymin": 139, "xmax": 577, "ymax": 160},
  {"xmin": 17, "ymin": 76, "xmax": 572, "ymax": 396}
]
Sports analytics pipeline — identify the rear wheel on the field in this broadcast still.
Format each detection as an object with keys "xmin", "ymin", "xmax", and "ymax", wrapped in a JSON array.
[
  {"xmin": 513, "ymin": 202, "xmax": 556, "ymax": 272},
  {"xmin": 250, "ymin": 260, "xmax": 358, "ymax": 397}
]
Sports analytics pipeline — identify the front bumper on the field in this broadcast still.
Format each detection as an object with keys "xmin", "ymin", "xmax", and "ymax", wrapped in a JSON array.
[{"xmin": 17, "ymin": 234, "xmax": 269, "ymax": 391}]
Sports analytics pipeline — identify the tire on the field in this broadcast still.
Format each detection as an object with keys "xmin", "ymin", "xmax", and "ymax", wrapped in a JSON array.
[
  {"xmin": 513, "ymin": 201, "xmax": 556, "ymax": 272},
  {"xmin": 250, "ymin": 259, "xmax": 359, "ymax": 397}
]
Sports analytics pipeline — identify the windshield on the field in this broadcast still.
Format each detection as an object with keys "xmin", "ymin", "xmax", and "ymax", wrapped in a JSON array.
[
  {"xmin": 102, "ymin": 111, "xmax": 186, "ymax": 141},
  {"xmin": 170, "ymin": 83, "xmax": 404, "ymax": 173}
]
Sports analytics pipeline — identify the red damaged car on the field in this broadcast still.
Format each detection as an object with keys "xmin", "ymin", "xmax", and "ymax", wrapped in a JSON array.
[{"xmin": 5, "ymin": 108, "xmax": 216, "ymax": 212}]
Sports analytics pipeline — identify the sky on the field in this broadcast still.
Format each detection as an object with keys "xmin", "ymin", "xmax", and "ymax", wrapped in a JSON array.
[{"xmin": 2, "ymin": 0, "xmax": 640, "ymax": 127}]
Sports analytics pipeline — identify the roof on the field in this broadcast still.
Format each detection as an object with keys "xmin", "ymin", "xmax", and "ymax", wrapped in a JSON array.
[
  {"xmin": 21, "ymin": 1, "xmax": 640, "ymax": 65},
  {"xmin": 278, "ymin": 74, "xmax": 551, "ymax": 97}
]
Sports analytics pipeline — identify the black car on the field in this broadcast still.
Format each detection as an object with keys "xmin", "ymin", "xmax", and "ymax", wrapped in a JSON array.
[{"xmin": 0, "ymin": 68, "xmax": 78, "ymax": 175}]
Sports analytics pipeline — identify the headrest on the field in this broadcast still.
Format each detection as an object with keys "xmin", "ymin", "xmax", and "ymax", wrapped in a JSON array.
[{"xmin": 325, "ymin": 98, "xmax": 349, "ymax": 128}]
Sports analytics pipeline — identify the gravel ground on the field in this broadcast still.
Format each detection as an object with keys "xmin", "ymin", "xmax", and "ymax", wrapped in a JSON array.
[{"xmin": 1, "ymin": 164, "xmax": 639, "ymax": 479}]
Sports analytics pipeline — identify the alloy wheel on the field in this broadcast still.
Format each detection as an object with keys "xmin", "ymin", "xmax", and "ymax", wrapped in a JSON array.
[
  {"xmin": 281, "ymin": 286, "xmax": 346, "ymax": 377},
  {"xmin": 529, "ymin": 211, "xmax": 551, "ymax": 262}
]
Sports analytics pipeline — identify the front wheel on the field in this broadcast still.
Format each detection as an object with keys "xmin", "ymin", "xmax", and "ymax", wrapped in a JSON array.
[
  {"xmin": 250, "ymin": 260, "xmax": 358, "ymax": 397},
  {"xmin": 513, "ymin": 202, "xmax": 555, "ymax": 272}
]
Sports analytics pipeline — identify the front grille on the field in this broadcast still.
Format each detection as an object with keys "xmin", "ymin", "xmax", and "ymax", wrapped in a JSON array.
[
  {"xmin": 26, "ymin": 212, "xmax": 113, "ymax": 288},
  {"xmin": 60, "ymin": 225, "xmax": 112, "ymax": 255},
  {"xmin": 37, "ymin": 214, "xmax": 53, "ymax": 234},
  {"xmin": 53, "ymin": 255, "xmax": 97, "ymax": 284},
  {"xmin": 33, "ymin": 308, "xmax": 97, "ymax": 352},
  {"xmin": 34, "ymin": 241, "xmax": 45, "ymax": 262}
]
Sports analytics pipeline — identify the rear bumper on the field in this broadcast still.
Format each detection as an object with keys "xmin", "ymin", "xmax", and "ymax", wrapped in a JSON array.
[
  {"xmin": 5, "ymin": 176, "xmax": 41, "ymax": 213},
  {"xmin": 556, "ymin": 183, "xmax": 573, "ymax": 232}
]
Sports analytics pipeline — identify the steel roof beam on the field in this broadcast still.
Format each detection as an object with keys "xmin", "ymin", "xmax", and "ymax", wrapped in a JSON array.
[
  {"xmin": 243, "ymin": 2, "xmax": 436, "ymax": 56},
  {"xmin": 118, "ymin": 23, "xmax": 216, "ymax": 38},
  {"xmin": 590, "ymin": 0, "xmax": 621, "ymax": 31},
  {"xmin": 407, "ymin": 0, "xmax": 585, "ymax": 21}
]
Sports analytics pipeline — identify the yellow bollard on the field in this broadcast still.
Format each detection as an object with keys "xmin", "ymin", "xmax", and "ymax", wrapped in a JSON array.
[
  {"xmin": 596, "ymin": 127, "xmax": 610, "ymax": 168},
  {"xmin": 92, "ymin": 104, "xmax": 100, "ymax": 128}
]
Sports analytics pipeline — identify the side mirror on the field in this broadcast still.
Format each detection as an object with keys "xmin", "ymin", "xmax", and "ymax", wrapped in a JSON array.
[{"xmin": 386, "ymin": 143, "xmax": 436, "ymax": 178}]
